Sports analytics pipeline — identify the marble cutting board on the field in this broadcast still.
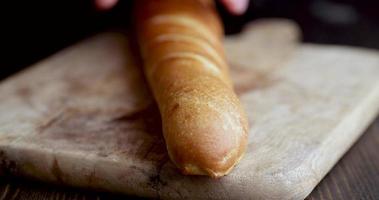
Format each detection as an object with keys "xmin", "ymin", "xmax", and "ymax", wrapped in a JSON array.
[{"xmin": 1, "ymin": 20, "xmax": 379, "ymax": 199}]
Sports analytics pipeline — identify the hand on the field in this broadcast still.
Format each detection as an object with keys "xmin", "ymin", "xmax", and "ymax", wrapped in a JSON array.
[
  {"xmin": 95, "ymin": 0, "xmax": 249, "ymax": 15},
  {"xmin": 220, "ymin": 0, "xmax": 249, "ymax": 15}
]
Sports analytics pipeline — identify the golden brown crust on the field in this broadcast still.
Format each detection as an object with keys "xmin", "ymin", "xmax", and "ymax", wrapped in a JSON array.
[{"xmin": 134, "ymin": 0, "xmax": 249, "ymax": 178}]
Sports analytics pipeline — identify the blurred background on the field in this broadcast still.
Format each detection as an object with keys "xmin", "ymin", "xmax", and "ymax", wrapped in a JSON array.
[{"xmin": 1, "ymin": 0, "xmax": 379, "ymax": 80}]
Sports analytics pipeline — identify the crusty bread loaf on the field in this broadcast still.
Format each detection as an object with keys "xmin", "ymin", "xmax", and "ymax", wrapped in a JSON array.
[{"xmin": 134, "ymin": 0, "xmax": 248, "ymax": 178}]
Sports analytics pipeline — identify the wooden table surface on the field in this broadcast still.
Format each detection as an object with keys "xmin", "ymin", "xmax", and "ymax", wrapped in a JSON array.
[{"xmin": 1, "ymin": 116, "xmax": 378, "ymax": 200}]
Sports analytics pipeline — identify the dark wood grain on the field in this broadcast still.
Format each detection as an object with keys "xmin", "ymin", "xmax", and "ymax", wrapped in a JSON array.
[
  {"xmin": 306, "ymin": 116, "xmax": 379, "ymax": 200},
  {"xmin": 0, "ymin": 177, "xmax": 140, "ymax": 200},
  {"xmin": 1, "ymin": 116, "xmax": 378, "ymax": 200}
]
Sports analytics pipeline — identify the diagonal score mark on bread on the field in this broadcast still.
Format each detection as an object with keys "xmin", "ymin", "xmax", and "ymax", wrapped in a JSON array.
[
  {"xmin": 143, "ymin": 14, "xmax": 227, "ymax": 79},
  {"xmin": 149, "ymin": 52, "xmax": 223, "ymax": 78},
  {"xmin": 149, "ymin": 15, "xmax": 219, "ymax": 45},
  {"xmin": 149, "ymin": 33, "xmax": 226, "ymax": 67}
]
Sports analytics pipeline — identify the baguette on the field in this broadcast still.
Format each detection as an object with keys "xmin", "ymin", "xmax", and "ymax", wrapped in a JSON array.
[{"xmin": 134, "ymin": 0, "xmax": 248, "ymax": 178}]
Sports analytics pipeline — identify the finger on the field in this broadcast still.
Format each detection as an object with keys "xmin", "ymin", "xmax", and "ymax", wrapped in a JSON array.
[
  {"xmin": 221, "ymin": 0, "xmax": 249, "ymax": 15},
  {"xmin": 95, "ymin": 0, "xmax": 118, "ymax": 10}
]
